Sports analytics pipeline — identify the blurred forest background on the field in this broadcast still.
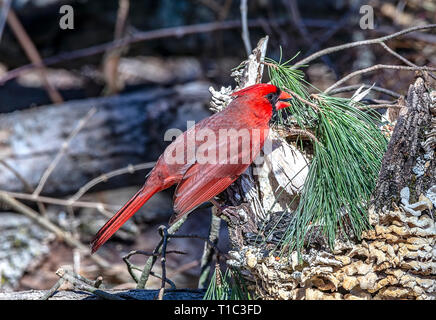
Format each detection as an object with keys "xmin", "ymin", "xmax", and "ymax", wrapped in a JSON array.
[{"xmin": 0, "ymin": 0, "xmax": 435, "ymax": 293}]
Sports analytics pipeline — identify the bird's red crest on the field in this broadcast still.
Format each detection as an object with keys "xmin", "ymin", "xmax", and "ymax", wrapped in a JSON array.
[
  {"xmin": 231, "ymin": 83, "xmax": 279, "ymax": 97},
  {"xmin": 231, "ymin": 83, "xmax": 292, "ymax": 109}
]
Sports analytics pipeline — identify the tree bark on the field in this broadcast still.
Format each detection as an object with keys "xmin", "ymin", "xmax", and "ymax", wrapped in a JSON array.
[
  {"xmin": 213, "ymin": 38, "xmax": 435, "ymax": 299},
  {"xmin": 232, "ymin": 76, "xmax": 435, "ymax": 300},
  {"xmin": 374, "ymin": 76, "xmax": 436, "ymax": 210}
]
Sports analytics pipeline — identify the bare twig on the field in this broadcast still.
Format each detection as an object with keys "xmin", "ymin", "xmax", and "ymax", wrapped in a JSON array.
[
  {"xmin": 0, "ymin": 0, "xmax": 11, "ymax": 41},
  {"xmin": 114, "ymin": 0, "xmax": 130, "ymax": 40},
  {"xmin": 123, "ymin": 262, "xmax": 177, "ymax": 290},
  {"xmin": 0, "ymin": 159, "xmax": 33, "ymax": 193},
  {"xmin": 285, "ymin": 0, "xmax": 311, "ymax": 41},
  {"xmin": 360, "ymin": 98, "xmax": 398, "ymax": 105},
  {"xmin": 103, "ymin": 0, "xmax": 130, "ymax": 94},
  {"xmin": 275, "ymin": 126, "xmax": 321, "ymax": 145},
  {"xmin": 304, "ymin": 8, "xmax": 352, "ymax": 58},
  {"xmin": 359, "ymin": 104, "xmax": 402, "ymax": 110},
  {"xmin": 375, "ymin": 25, "xmax": 436, "ymax": 44},
  {"xmin": 1, "ymin": 190, "xmax": 119, "ymax": 211},
  {"xmin": 122, "ymin": 253, "xmax": 141, "ymax": 283},
  {"xmin": 69, "ymin": 162, "xmax": 155, "ymax": 202},
  {"xmin": 167, "ymin": 234, "xmax": 229, "ymax": 258},
  {"xmin": 39, "ymin": 278, "xmax": 66, "ymax": 300},
  {"xmin": 0, "ymin": 159, "xmax": 49, "ymax": 215},
  {"xmin": 379, "ymin": 42, "xmax": 436, "ymax": 80},
  {"xmin": 294, "ymin": 24, "xmax": 436, "ymax": 67},
  {"xmin": 328, "ymin": 84, "xmax": 402, "ymax": 99},
  {"xmin": 0, "ymin": 17, "xmax": 294, "ymax": 85},
  {"xmin": 68, "ymin": 269, "xmax": 102, "ymax": 287},
  {"xmin": 122, "ymin": 249, "xmax": 184, "ymax": 285},
  {"xmin": 324, "ymin": 64, "xmax": 436, "ymax": 94},
  {"xmin": 2, "ymin": 19, "xmax": 432, "ymax": 86},
  {"xmin": 240, "ymin": 0, "xmax": 251, "ymax": 56},
  {"xmin": 6, "ymin": 8, "xmax": 63, "ymax": 104},
  {"xmin": 2, "ymin": 160, "xmax": 155, "ymax": 248},
  {"xmin": 286, "ymin": 89, "xmax": 321, "ymax": 111},
  {"xmin": 282, "ymin": 0, "xmax": 337, "ymax": 75},
  {"xmin": 0, "ymin": 191, "xmax": 77, "ymax": 241},
  {"xmin": 124, "ymin": 249, "xmax": 186, "ymax": 260},
  {"xmin": 136, "ymin": 215, "xmax": 189, "ymax": 289},
  {"xmin": 33, "ymin": 107, "xmax": 97, "ymax": 197},
  {"xmin": 56, "ymin": 268, "xmax": 124, "ymax": 300},
  {"xmin": 152, "ymin": 271, "xmax": 176, "ymax": 291},
  {"xmin": 379, "ymin": 42, "xmax": 415, "ymax": 67},
  {"xmin": 157, "ymin": 226, "xmax": 169, "ymax": 300}
]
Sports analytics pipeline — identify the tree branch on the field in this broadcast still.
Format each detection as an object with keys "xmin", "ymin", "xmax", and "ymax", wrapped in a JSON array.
[
  {"xmin": 240, "ymin": 0, "xmax": 251, "ymax": 56},
  {"xmin": 324, "ymin": 64, "xmax": 436, "ymax": 94},
  {"xmin": 69, "ymin": 162, "xmax": 155, "ymax": 202},
  {"xmin": 0, "ymin": 0, "xmax": 11, "ymax": 41},
  {"xmin": 136, "ymin": 215, "xmax": 189, "ymax": 289},
  {"xmin": 55, "ymin": 268, "xmax": 124, "ymax": 300},
  {"xmin": 6, "ymin": 8, "xmax": 63, "ymax": 104},
  {"xmin": 293, "ymin": 24, "xmax": 436, "ymax": 67},
  {"xmin": 327, "ymin": 84, "xmax": 402, "ymax": 99}
]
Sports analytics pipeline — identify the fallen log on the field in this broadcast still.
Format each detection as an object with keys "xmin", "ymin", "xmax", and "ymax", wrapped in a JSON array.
[
  {"xmin": 0, "ymin": 82, "xmax": 212, "ymax": 196},
  {"xmin": 0, "ymin": 288, "xmax": 205, "ymax": 300}
]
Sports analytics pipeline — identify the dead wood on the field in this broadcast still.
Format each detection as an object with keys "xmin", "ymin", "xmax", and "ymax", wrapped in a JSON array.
[
  {"xmin": 0, "ymin": 83, "xmax": 211, "ymax": 196},
  {"xmin": 0, "ymin": 288, "xmax": 205, "ymax": 300},
  {"xmin": 374, "ymin": 76, "xmax": 436, "ymax": 210}
]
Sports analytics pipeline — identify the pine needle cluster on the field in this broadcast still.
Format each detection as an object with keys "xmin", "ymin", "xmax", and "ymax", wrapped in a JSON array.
[
  {"xmin": 203, "ymin": 266, "xmax": 252, "ymax": 300},
  {"xmin": 205, "ymin": 55, "xmax": 388, "ymax": 299},
  {"xmin": 267, "ymin": 57, "xmax": 387, "ymax": 253}
]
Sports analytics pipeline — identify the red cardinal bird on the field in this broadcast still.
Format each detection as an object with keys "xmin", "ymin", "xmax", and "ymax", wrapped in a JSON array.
[{"xmin": 91, "ymin": 83, "xmax": 292, "ymax": 253}]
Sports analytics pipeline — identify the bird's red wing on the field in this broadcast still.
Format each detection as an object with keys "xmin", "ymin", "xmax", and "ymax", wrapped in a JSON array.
[
  {"xmin": 170, "ymin": 163, "xmax": 247, "ymax": 224},
  {"xmin": 168, "ymin": 98, "xmax": 270, "ymax": 224}
]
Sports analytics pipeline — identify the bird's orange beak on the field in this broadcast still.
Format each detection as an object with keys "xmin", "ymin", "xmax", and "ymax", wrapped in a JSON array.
[{"xmin": 275, "ymin": 91, "xmax": 292, "ymax": 110}]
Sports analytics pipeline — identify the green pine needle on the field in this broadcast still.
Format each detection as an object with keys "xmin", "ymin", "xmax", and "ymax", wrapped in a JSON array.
[
  {"xmin": 203, "ymin": 266, "xmax": 252, "ymax": 300},
  {"xmin": 264, "ymin": 58, "xmax": 388, "ymax": 254},
  {"xmin": 266, "ymin": 57, "xmax": 317, "ymax": 128}
]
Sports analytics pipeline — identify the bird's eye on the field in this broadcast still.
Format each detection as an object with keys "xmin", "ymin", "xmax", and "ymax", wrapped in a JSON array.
[{"xmin": 266, "ymin": 93, "xmax": 274, "ymax": 102}]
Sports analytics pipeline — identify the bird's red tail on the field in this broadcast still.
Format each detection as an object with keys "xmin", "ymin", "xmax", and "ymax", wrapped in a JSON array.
[{"xmin": 91, "ymin": 185, "xmax": 160, "ymax": 253}]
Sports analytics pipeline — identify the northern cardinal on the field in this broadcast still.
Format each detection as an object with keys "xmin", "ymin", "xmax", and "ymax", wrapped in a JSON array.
[{"xmin": 91, "ymin": 83, "xmax": 292, "ymax": 253}]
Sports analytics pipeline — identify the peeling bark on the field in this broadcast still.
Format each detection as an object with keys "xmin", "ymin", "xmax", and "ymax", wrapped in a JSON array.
[{"xmin": 374, "ymin": 76, "xmax": 436, "ymax": 209}]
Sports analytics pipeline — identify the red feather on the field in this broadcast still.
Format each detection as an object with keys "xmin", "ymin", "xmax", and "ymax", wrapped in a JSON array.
[
  {"xmin": 91, "ymin": 83, "xmax": 291, "ymax": 253},
  {"xmin": 91, "ymin": 185, "xmax": 161, "ymax": 253}
]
